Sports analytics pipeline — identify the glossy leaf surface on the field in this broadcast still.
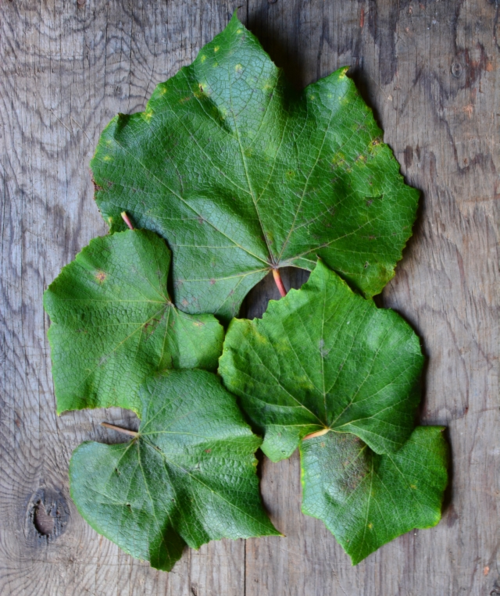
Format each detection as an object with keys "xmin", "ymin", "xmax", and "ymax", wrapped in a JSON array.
[
  {"xmin": 91, "ymin": 14, "xmax": 419, "ymax": 320},
  {"xmin": 70, "ymin": 370, "xmax": 280, "ymax": 572}
]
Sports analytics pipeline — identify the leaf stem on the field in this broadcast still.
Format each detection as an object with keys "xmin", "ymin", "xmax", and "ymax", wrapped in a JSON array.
[
  {"xmin": 272, "ymin": 268, "xmax": 287, "ymax": 298},
  {"xmin": 121, "ymin": 211, "xmax": 135, "ymax": 230},
  {"xmin": 303, "ymin": 428, "xmax": 330, "ymax": 441},
  {"xmin": 101, "ymin": 422, "xmax": 138, "ymax": 438}
]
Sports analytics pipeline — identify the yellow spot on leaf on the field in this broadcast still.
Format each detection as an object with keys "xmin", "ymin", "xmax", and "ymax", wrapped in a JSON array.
[
  {"xmin": 332, "ymin": 152, "xmax": 345, "ymax": 165},
  {"xmin": 103, "ymin": 155, "xmax": 112, "ymax": 162},
  {"xmin": 368, "ymin": 523, "xmax": 373, "ymax": 529},
  {"xmin": 214, "ymin": 46, "xmax": 220, "ymax": 52},
  {"xmin": 95, "ymin": 270, "xmax": 107, "ymax": 284},
  {"xmin": 199, "ymin": 82, "xmax": 208, "ymax": 93},
  {"xmin": 200, "ymin": 54, "xmax": 207, "ymax": 63},
  {"xmin": 254, "ymin": 332, "xmax": 268, "ymax": 345},
  {"xmin": 235, "ymin": 64, "xmax": 243, "ymax": 74}
]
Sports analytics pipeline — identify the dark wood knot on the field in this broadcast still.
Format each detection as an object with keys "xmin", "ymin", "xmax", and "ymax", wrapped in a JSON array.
[{"xmin": 27, "ymin": 488, "xmax": 70, "ymax": 544}]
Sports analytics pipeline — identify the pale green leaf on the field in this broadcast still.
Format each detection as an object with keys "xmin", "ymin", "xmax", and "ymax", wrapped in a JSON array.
[
  {"xmin": 44, "ymin": 230, "xmax": 223, "ymax": 414},
  {"xmin": 301, "ymin": 426, "xmax": 448, "ymax": 564}
]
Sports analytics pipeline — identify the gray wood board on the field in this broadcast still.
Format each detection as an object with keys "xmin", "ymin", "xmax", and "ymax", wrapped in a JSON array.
[{"xmin": 0, "ymin": 1, "xmax": 498, "ymax": 595}]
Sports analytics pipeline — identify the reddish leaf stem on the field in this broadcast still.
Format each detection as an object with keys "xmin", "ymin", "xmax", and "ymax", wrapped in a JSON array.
[
  {"xmin": 101, "ymin": 421, "xmax": 138, "ymax": 438},
  {"xmin": 272, "ymin": 268, "xmax": 287, "ymax": 297},
  {"xmin": 303, "ymin": 428, "xmax": 330, "ymax": 441},
  {"xmin": 121, "ymin": 211, "xmax": 134, "ymax": 230}
]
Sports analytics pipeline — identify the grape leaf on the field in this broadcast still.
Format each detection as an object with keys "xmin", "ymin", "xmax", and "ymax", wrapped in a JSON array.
[
  {"xmin": 219, "ymin": 261, "xmax": 447, "ymax": 562},
  {"xmin": 91, "ymin": 13, "xmax": 419, "ymax": 321},
  {"xmin": 301, "ymin": 426, "xmax": 448, "ymax": 564},
  {"xmin": 70, "ymin": 370, "xmax": 280, "ymax": 572},
  {"xmin": 44, "ymin": 230, "xmax": 224, "ymax": 414},
  {"xmin": 219, "ymin": 260, "xmax": 424, "ymax": 462}
]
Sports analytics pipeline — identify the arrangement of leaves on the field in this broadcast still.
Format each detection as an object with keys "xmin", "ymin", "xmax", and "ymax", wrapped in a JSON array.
[
  {"xmin": 219, "ymin": 262, "xmax": 448, "ymax": 562},
  {"xmin": 44, "ymin": 13, "xmax": 448, "ymax": 572}
]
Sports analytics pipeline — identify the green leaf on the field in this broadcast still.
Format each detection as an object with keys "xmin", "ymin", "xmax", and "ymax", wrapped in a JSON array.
[
  {"xmin": 91, "ymin": 13, "xmax": 419, "ymax": 321},
  {"xmin": 44, "ymin": 230, "xmax": 224, "ymax": 414},
  {"xmin": 219, "ymin": 260, "xmax": 424, "ymax": 462},
  {"xmin": 69, "ymin": 370, "xmax": 280, "ymax": 572},
  {"xmin": 300, "ymin": 426, "xmax": 448, "ymax": 564}
]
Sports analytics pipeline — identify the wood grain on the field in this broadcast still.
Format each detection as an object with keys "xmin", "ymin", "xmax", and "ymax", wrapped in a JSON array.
[{"xmin": 0, "ymin": 1, "xmax": 498, "ymax": 595}]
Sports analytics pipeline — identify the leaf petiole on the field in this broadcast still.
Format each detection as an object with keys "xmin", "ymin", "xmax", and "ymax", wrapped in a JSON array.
[
  {"xmin": 101, "ymin": 421, "xmax": 138, "ymax": 438},
  {"xmin": 303, "ymin": 428, "xmax": 330, "ymax": 440},
  {"xmin": 121, "ymin": 211, "xmax": 134, "ymax": 230},
  {"xmin": 272, "ymin": 268, "xmax": 287, "ymax": 298}
]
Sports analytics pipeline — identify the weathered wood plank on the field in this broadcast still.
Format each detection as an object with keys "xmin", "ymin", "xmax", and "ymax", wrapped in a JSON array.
[{"xmin": 0, "ymin": 1, "xmax": 498, "ymax": 595}]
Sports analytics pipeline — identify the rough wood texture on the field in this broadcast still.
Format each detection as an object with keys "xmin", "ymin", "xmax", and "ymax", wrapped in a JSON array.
[{"xmin": 0, "ymin": 1, "xmax": 498, "ymax": 594}]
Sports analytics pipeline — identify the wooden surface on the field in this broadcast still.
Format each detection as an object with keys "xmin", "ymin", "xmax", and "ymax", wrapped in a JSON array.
[{"xmin": 0, "ymin": 1, "xmax": 498, "ymax": 594}]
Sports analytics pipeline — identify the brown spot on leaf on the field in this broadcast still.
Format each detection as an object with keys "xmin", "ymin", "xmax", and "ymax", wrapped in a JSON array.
[
  {"xmin": 95, "ymin": 270, "xmax": 106, "ymax": 283},
  {"xmin": 92, "ymin": 180, "xmax": 103, "ymax": 193}
]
